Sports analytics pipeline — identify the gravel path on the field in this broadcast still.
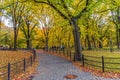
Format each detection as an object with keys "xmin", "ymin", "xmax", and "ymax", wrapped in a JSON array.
[{"xmin": 33, "ymin": 51, "xmax": 119, "ymax": 80}]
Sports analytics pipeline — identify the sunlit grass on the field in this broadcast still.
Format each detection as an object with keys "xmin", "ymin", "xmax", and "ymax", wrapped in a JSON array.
[
  {"xmin": 83, "ymin": 51, "xmax": 120, "ymax": 57},
  {"xmin": 82, "ymin": 51, "xmax": 120, "ymax": 72}
]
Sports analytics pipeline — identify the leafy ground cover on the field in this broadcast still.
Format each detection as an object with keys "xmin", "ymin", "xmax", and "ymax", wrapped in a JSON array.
[
  {"xmin": 0, "ymin": 50, "xmax": 37, "ymax": 80},
  {"xmin": 0, "ymin": 50, "xmax": 32, "ymax": 67}
]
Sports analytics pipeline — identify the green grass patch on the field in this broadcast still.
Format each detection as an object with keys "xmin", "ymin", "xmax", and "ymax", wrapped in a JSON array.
[{"xmin": 82, "ymin": 51, "xmax": 120, "ymax": 72}]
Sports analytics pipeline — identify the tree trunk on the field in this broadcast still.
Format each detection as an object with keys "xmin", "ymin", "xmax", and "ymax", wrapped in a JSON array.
[
  {"xmin": 26, "ymin": 25, "xmax": 31, "ymax": 50},
  {"xmin": 13, "ymin": 6, "xmax": 17, "ymax": 50},
  {"xmin": 119, "ymin": 29, "xmax": 120, "ymax": 48},
  {"xmin": 71, "ymin": 17, "xmax": 82, "ymax": 61},
  {"xmin": 67, "ymin": 33, "xmax": 72, "ymax": 53},
  {"xmin": 26, "ymin": 39, "xmax": 31, "ymax": 50},
  {"xmin": 84, "ymin": 39, "xmax": 87, "ymax": 48},
  {"xmin": 116, "ymin": 28, "xmax": 119, "ymax": 48},
  {"xmin": 98, "ymin": 41, "xmax": 102, "ymax": 48},
  {"xmin": 45, "ymin": 37, "xmax": 49, "ymax": 51},
  {"xmin": 14, "ymin": 27, "xmax": 17, "ymax": 50},
  {"xmin": 92, "ymin": 36, "xmax": 96, "ymax": 48},
  {"xmin": 86, "ymin": 35, "xmax": 92, "ymax": 50}
]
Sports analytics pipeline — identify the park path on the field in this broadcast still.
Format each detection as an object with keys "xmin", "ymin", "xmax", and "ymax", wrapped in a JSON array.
[{"xmin": 33, "ymin": 51, "xmax": 119, "ymax": 80}]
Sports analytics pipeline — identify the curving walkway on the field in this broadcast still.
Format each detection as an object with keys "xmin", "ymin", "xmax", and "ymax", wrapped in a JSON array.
[{"xmin": 33, "ymin": 51, "xmax": 119, "ymax": 80}]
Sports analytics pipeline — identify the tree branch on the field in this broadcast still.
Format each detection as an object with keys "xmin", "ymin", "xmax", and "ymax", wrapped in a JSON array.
[
  {"xmin": 34, "ymin": 0, "xmax": 69, "ymax": 20},
  {"xmin": 30, "ymin": 23, "xmax": 37, "ymax": 36},
  {"xmin": 75, "ymin": 0, "xmax": 89, "ymax": 19},
  {"xmin": 20, "ymin": 24, "xmax": 27, "ymax": 39},
  {"xmin": 74, "ymin": 0, "xmax": 84, "ymax": 15},
  {"xmin": 96, "ymin": 7, "xmax": 117, "ymax": 13},
  {"xmin": 61, "ymin": 0, "xmax": 72, "ymax": 18}
]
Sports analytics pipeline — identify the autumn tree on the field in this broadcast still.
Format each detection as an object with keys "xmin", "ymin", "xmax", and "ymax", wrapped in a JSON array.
[
  {"xmin": 39, "ymin": 14, "xmax": 53, "ymax": 51},
  {"xmin": 20, "ymin": 14, "xmax": 38, "ymax": 49},
  {"xmin": 0, "ymin": 10, "xmax": 2, "ymax": 29},
  {"xmin": 0, "ymin": 23, "xmax": 12, "ymax": 47},
  {"xmin": 0, "ymin": 0, "xmax": 3, "ymax": 29},
  {"xmin": 3, "ymin": 1, "xmax": 26, "ymax": 50},
  {"xmin": 33, "ymin": 0, "xmax": 105, "ymax": 60},
  {"xmin": 111, "ymin": 7, "xmax": 120, "ymax": 48}
]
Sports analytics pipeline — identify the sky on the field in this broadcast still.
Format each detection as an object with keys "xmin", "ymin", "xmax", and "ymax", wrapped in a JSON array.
[{"xmin": 1, "ymin": 16, "xmax": 13, "ymax": 27}]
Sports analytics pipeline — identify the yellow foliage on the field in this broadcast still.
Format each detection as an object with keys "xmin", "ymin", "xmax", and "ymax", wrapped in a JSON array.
[{"xmin": 102, "ymin": 38, "xmax": 108, "ymax": 46}]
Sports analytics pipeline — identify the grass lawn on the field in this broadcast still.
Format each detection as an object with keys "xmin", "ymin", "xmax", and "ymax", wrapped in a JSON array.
[
  {"xmin": 52, "ymin": 49, "xmax": 120, "ymax": 72},
  {"xmin": 82, "ymin": 51, "xmax": 120, "ymax": 72}
]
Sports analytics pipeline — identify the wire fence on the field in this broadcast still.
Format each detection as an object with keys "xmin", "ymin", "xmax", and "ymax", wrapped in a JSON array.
[
  {"xmin": 48, "ymin": 48, "xmax": 120, "ymax": 72},
  {"xmin": 0, "ymin": 49, "xmax": 36, "ymax": 80}
]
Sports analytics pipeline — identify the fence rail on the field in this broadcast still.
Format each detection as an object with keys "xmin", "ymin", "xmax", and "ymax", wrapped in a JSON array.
[
  {"xmin": 48, "ymin": 48, "xmax": 120, "ymax": 72},
  {"xmin": 81, "ymin": 54, "xmax": 120, "ymax": 72},
  {"xmin": 0, "ymin": 49, "xmax": 36, "ymax": 80}
]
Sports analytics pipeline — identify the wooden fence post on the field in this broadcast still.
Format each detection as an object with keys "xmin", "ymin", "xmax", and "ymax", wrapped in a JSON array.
[
  {"xmin": 102, "ymin": 56, "xmax": 105, "ymax": 72},
  {"xmin": 24, "ymin": 58, "xmax": 26, "ymax": 72},
  {"xmin": 8, "ymin": 63, "xmax": 10, "ymax": 80}
]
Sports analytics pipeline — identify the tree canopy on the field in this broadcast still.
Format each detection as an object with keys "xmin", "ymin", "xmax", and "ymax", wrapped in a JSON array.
[{"xmin": 0, "ymin": 0, "xmax": 120, "ymax": 57}]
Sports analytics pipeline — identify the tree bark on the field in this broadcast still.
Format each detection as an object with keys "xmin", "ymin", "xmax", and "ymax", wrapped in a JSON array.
[
  {"xmin": 92, "ymin": 36, "xmax": 96, "ymax": 48},
  {"xmin": 26, "ymin": 23, "xmax": 31, "ymax": 50},
  {"xmin": 27, "ymin": 39, "xmax": 29, "ymax": 49},
  {"xmin": 86, "ymin": 34, "xmax": 92, "ymax": 50},
  {"xmin": 116, "ymin": 28, "xmax": 119, "ymax": 48},
  {"xmin": 45, "ymin": 37, "xmax": 49, "ymax": 51},
  {"xmin": 84, "ymin": 39, "xmax": 87, "ymax": 48},
  {"xmin": 98, "ymin": 38, "xmax": 102, "ymax": 48},
  {"xmin": 71, "ymin": 17, "xmax": 82, "ymax": 61},
  {"xmin": 118, "ymin": 29, "xmax": 120, "ymax": 48},
  {"xmin": 14, "ymin": 27, "xmax": 17, "ymax": 50},
  {"xmin": 26, "ymin": 38, "xmax": 31, "ymax": 50}
]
